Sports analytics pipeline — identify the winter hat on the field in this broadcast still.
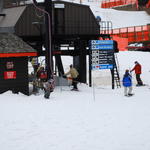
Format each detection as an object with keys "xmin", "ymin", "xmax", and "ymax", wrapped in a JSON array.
[{"xmin": 125, "ymin": 69, "xmax": 129, "ymax": 72}]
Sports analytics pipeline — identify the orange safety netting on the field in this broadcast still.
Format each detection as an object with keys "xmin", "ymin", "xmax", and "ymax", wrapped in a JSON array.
[
  {"xmin": 112, "ymin": 36, "xmax": 128, "ymax": 51},
  {"xmin": 101, "ymin": 0, "xmax": 137, "ymax": 8},
  {"xmin": 100, "ymin": 25, "xmax": 150, "ymax": 43},
  {"xmin": 146, "ymin": 0, "xmax": 150, "ymax": 8}
]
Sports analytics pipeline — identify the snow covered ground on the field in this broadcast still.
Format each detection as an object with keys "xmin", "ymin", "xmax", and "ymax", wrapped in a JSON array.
[
  {"xmin": 93, "ymin": 7, "xmax": 150, "ymax": 29},
  {"xmin": 1, "ymin": 1, "xmax": 150, "ymax": 150},
  {"xmin": 82, "ymin": 0, "xmax": 150, "ymax": 29},
  {"xmin": 1, "ymin": 51, "xmax": 150, "ymax": 150}
]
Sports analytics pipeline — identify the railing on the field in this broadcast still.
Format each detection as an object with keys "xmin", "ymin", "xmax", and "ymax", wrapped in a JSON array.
[
  {"xmin": 101, "ymin": 0, "xmax": 138, "ymax": 8},
  {"xmin": 100, "ymin": 21, "xmax": 113, "ymax": 32},
  {"xmin": 100, "ymin": 24, "xmax": 150, "ymax": 43},
  {"xmin": 146, "ymin": 0, "xmax": 150, "ymax": 8}
]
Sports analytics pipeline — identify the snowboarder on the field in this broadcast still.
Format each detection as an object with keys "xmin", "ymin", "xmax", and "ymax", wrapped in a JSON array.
[
  {"xmin": 122, "ymin": 69, "xmax": 133, "ymax": 97},
  {"xmin": 63, "ymin": 64, "xmax": 79, "ymax": 91},
  {"xmin": 43, "ymin": 78, "xmax": 55, "ymax": 99},
  {"xmin": 130, "ymin": 61, "xmax": 143, "ymax": 86}
]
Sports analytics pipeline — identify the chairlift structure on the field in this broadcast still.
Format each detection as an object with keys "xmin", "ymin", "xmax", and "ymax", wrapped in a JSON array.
[{"xmin": 0, "ymin": 0, "xmax": 110, "ymax": 85}]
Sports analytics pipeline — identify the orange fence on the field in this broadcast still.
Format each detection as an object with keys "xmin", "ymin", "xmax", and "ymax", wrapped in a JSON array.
[
  {"xmin": 147, "ymin": 0, "xmax": 150, "ymax": 8},
  {"xmin": 101, "ymin": 0, "xmax": 138, "ymax": 8},
  {"xmin": 100, "ymin": 25, "xmax": 150, "ymax": 43},
  {"xmin": 112, "ymin": 36, "xmax": 128, "ymax": 51}
]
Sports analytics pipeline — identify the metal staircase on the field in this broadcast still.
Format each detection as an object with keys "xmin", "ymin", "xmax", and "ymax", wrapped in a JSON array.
[
  {"xmin": 113, "ymin": 54, "xmax": 121, "ymax": 88},
  {"xmin": 110, "ymin": 53, "xmax": 121, "ymax": 89}
]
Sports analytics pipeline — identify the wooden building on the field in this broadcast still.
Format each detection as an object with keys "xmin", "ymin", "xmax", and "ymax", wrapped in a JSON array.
[{"xmin": 0, "ymin": 33, "xmax": 37, "ymax": 95}]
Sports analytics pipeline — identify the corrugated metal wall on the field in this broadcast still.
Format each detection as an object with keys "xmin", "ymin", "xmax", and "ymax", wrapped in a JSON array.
[
  {"xmin": 15, "ymin": 2, "xmax": 99, "ymax": 37},
  {"xmin": 15, "ymin": 5, "xmax": 44, "ymax": 37},
  {"xmin": 54, "ymin": 1, "xmax": 99, "ymax": 35}
]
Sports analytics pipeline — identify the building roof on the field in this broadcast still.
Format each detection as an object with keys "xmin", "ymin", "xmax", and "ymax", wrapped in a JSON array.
[
  {"xmin": 0, "ymin": 33, "xmax": 37, "ymax": 57},
  {"xmin": 0, "ymin": 6, "xmax": 26, "ymax": 32}
]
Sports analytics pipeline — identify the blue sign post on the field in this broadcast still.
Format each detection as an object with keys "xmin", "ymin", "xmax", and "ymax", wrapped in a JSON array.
[
  {"xmin": 89, "ymin": 40, "xmax": 115, "ymax": 89},
  {"xmin": 90, "ymin": 40, "xmax": 114, "ymax": 70},
  {"xmin": 90, "ymin": 40, "xmax": 114, "ymax": 45},
  {"xmin": 91, "ymin": 45, "xmax": 114, "ymax": 50}
]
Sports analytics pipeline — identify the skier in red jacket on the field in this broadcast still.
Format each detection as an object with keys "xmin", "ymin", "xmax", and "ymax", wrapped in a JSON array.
[{"xmin": 131, "ymin": 61, "xmax": 143, "ymax": 86}]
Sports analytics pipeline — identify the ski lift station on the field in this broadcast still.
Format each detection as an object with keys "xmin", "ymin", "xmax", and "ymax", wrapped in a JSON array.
[{"xmin": 0, "ymin": 0, "xmax": 117, "ymax": 95}]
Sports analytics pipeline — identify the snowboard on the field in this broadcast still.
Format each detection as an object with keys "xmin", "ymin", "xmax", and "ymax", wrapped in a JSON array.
[
  {"xmin": 71, "ymin": 88, "xmax": 79, "ymax": 91},
  {"xmin": 125, "ymin": 93, "xmax": 134, "ymax": 97},
  {"xmin": 61, "ymin": 88, "xmax": 80, "ymax": 91},
  {"xmin": 136, "ymin": 84, "xmax": 147, "ymax": 87}
]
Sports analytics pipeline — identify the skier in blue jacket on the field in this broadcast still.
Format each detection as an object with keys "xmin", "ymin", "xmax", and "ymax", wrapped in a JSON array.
[{"xmin": 122, "ymin": 69, "xmax": 133, "ymax": 96}]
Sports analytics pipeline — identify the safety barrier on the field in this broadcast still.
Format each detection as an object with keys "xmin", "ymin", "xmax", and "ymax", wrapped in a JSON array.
[
  {"xmin": 100, "ymin": 24, "xmax": 150, "ymax": 43},
  {"xmin": 101, "ymin": 0, "xmax": 138, "ymax": 8},
  {"xmin": 147, "ymin": 0, "xmax": 150, "ymax": 8}
]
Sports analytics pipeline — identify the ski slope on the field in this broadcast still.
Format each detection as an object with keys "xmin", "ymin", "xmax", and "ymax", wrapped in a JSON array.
[
  {"xmin": 1, "ymin": 1, "xmax": 150, "ymax": 150},
  {"xmin": 76, "ymin": 0, "xmax": 150, "ymax": 29},
  {"xmin": 1, "ymin": 51, "xmax": 150, "ymax": 150}
]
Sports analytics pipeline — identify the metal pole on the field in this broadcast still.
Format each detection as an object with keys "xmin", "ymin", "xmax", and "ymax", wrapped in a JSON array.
[
  {"xmin": 110, "ymin": 68, "xmax": 115, "ymax": 89},
  {"xmin": 89, "ymin": 49, "xmax": 92, "ymax": 87},
  {"xmin": 44, "ymin": 0, "xmax": 53, "ymax": 79}
]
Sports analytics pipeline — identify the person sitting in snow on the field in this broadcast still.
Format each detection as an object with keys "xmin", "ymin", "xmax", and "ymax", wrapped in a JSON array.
[{"xmin": 122, "ymin": 69, "xmax": 133, "ymax": 97}]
